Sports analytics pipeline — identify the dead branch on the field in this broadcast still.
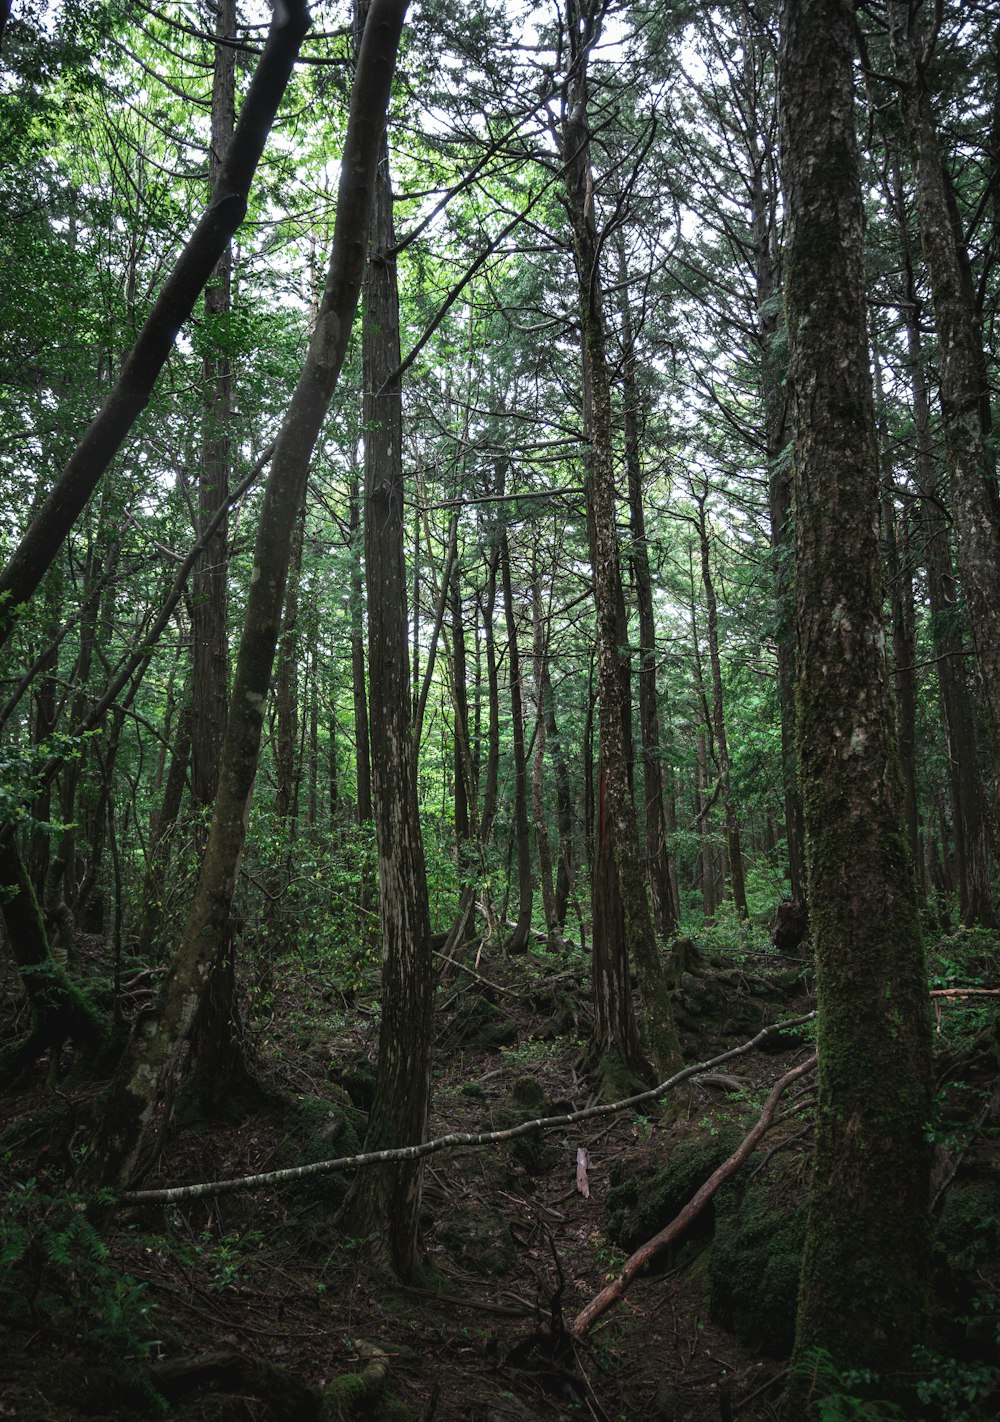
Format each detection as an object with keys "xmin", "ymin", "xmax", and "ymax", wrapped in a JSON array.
[
  {"xmin": 570, "ymin": 1054, "xmax": 817, "ymax": 1340},
  {"xmin": 119, "ymin": 1013, "xmax": 817, "ymax": 1205}
]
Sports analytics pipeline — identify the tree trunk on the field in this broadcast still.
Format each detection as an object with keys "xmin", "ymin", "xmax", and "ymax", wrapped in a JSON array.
[
  {"xmin": 778, "ymin": 0, "xmax": 933, "ymax": 1403},
  {"xmin": 694, "ymin": 489, "xmax": 749, "ymax": 918},
  {"xmin": 500, "ymin": 528, "xmax": 533, "ymax": 954},
  {"xmin": 620, "ymin": 272, "xmax": 677, "ymax": 939},
  {"xmin": 190, "ymin": 0, "xmax": 235, "ymax": 814},
  {"xmin": 80, "ymin": 0, "xmax": 411, "ymax": 1191},
  {"xmin": 530, "ymin": 563, "xmax": 558, "ymax": 948},
  {"xmin": 890, "ymin": 0, "xmax": 1000, "ymax": 783},
  {"xmin": 348, "ymin": 465, "xmax": 373, "ymax": 824},
  {"xmin": 345, "ymin": 90, "xmax": 433, "ymax": 1282},
  {"xmin": 561, "ymin": 0, "xmax": 680, "ymax": 1080}
]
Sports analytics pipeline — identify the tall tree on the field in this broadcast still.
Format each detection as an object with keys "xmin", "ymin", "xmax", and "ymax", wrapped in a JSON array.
[
  {"xmin": 889, "ymin": 0, "xmax": 1000, "ymax": 783},
  {"xmin": 344, "ymin": 37, "xmax": 433, "ymax": 1278},
  {"xmin": 560, "ymin": 0, "xmax": 681, "ymax": 1081},
  {"xmin": 81, "ymin": 0, "xmax": 411, "ymax": 1190},
  {"xmin": 777, "ymin": 0, "xmax": 933, "ymax": 1407}
]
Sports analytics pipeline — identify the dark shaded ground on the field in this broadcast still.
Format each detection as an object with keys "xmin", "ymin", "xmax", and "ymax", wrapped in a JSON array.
[{"xmin": 1, "ymin": 933, "xmax": 997, "ymax": 1422}]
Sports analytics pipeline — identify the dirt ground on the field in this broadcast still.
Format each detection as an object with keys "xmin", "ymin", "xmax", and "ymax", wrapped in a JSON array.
[{"xmin": 1, "ymin": 939, "xmax": 994, "ymax": 1422}]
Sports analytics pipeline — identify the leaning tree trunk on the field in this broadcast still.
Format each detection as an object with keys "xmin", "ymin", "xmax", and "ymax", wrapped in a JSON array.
[
  {"xmin": 777, "ymin": 0, "xmax": 933, "ymax": 1407},
  {"xmin": 80, "ymin": 0, "xmax": 411, "ymax": 1192},
  {"xmin": 344, "ymin": 82, "xmax": 433, "ymax": 1282},
  {"xmin": 0, "ymin": 0, "xmax": 311, "ymax": 648}
]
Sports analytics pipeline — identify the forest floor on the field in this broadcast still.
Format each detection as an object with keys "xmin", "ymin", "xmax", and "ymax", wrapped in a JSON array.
[{"xmin": 1, "ymin": 926, "xmax": 998, "ymax": 1422}]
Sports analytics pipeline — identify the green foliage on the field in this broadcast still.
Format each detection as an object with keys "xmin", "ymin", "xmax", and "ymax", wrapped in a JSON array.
[
  {"xmin": 0, "ymin": 1181, "xmax": 165, "ymax": 1412},
  {"xmin": 695, "ymin": 901, "xmax": 772, "ymax": 961}
]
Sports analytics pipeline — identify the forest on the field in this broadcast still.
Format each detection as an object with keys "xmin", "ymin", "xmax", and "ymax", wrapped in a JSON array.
[{"xmin": 0, "ymin": 0, "xmax": 998, "ymax": 1417}]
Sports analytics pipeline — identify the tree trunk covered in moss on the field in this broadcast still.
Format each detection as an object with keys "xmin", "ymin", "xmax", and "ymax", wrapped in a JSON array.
[
  {"xmin": 778, "ymin": 0, "xmax": 933, "ymax": 1407},
  {"xmin": 80, "ymin": 0, "xmax": 410, "ymax": 1191},
  {"xmin": 561, "ymin": 0, "xmax": 680, "ymax": 1080},
  {"xmin": 345, "ymin": 94, "xmax": 432, "ymax": 1282},
  {"xmin": 889, "ymin": 0, "xmax": 1000, "ymax": 783}
]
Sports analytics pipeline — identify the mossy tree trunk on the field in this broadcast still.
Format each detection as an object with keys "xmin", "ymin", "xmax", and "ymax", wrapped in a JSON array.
[
  {"xmin": 80, "ymin": 0, "xmax": 409, "ymax": 1190},
  {"xmin": 777, "ymin": 0, "xmax": 933, "ymax": 1407}
]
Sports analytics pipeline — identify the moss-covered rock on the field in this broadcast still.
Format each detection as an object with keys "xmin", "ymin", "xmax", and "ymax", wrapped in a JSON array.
[
  {"xmin": 445, "ymin": 990, "xmax": 519, "ymax": 1049},
  {"xmin": 329, "ymin": 1054, "xmax": 378, "ymax": 1112},
  {"xmin": 489, "ymin": 1078, "xmax": 562, "ymax": 1176},
  {"xmin": 709, "ymin": 1172, "xmax": 806, "ymax": 1356},
  {"xmin": 606, "ymin": 1128, "xmax": 742, "ymax": 1259}
]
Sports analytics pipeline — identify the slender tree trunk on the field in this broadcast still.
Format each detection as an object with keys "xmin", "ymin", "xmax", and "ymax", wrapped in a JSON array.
[
  {"xmin": 778, "ymin": 0, "xmax": 933, "ymax": 1404},
  {"xmin": 752, "ymin": 147, "xmax": 806, "ymax": 904},
  {"xmin": 530, "ymin": 564, "xmax": 558, "ymax": 948},
  {"xmin": 561, "ymin": 0, "xmax": 680, "ymax": 1080},
  {"xmin": 345, "ymin": 95, "xmax": 433, "ymax": 1281},
  {"xmin": 137, "ymin": 696, "xmax": 192, "ymax": 959},
  {"xmin": 620, "ymin": 273, "xmax": 677, "ymax": 938},
  {"xmin": 500, "ymin": 529, "xmax": 533, "ymax": 954},
  {"xmin": 892, "ymin": 171, "xmax": 998, "ymax": 927},
  {"xmin": 81, "ymin": 0, "xmax": 410, "ymax": 1190},
  {"xmin": 273, "ymin": 502, "xmax": 305, "ymax": 821},
  {"xmin": 890, "ymin": 0, "xmax": 1000, "ymax": 783},
  {"xmin": 694, "ymin": 490, "xmax": 749, "ymax": 918},
  {"xmin": 348, "ymin": 465, "xmax": 373, "ymax": 824},
  {"xmin": 190, "ymin": 0, "xmax": 235, "ymax": 813}
]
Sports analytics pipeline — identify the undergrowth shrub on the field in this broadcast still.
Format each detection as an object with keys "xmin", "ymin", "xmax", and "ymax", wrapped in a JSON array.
[{"xmin": 0, "ymin": 1180, "xmax": 165, "ymax": 1413}]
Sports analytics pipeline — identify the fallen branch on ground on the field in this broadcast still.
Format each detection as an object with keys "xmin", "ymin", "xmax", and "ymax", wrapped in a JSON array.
[
  {"xmin": 119, "ymin": 1013, "xmax": 816, "ymax": 1205},
  {"xmin": 571, "ymin": 1053, "xmax": 818, "ymax": 1340}
]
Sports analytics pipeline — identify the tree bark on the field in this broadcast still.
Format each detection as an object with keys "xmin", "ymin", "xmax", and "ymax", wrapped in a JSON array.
[
  {"xmin": 190, "ymin": 0, "xmax": 236, "ymax": 813},
  {"xmin": 778, "ymin": 0, "xmax": 933, "ymax": 1402},
  {"xmin": 694, "ymin": 488, "xmax": 749, "ymax": 918},
  {"xmin": 530, "ymin": 563, "xmax": 558, "ymax": 948},
  {"xmin": 81, "ymin": 0, "xmax": 411, "ymax": 1191}
]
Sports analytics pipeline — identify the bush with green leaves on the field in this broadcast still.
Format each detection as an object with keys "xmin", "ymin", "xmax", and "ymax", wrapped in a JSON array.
[{"xmin": 1, "ymin": 1180, "xmax": 165, "ymax": 1412}]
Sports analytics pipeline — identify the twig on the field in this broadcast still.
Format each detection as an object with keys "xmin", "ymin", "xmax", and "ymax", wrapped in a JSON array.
[
  {"xmin": 570, "ymin": 1055, "xmax": 818, "ymax": 1339},
  {"xmin": 432, "ymin": 950, "xmax": 516, "ymax": 997}
]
